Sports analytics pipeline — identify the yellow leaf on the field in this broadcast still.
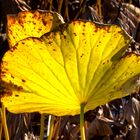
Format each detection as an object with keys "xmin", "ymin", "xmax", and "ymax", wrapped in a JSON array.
[
  {"xmin": 7, "ymin": 10, "xmax": 64, "ymax": 47},
  {"xmin": 1, "ymin": 21, "xmax": 140, "ymax": 116}
]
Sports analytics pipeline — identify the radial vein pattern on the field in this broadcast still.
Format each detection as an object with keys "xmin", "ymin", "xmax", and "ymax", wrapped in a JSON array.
[{"xmin": 1, "ymin": 21, "xmax": 140, "ymax": 116}]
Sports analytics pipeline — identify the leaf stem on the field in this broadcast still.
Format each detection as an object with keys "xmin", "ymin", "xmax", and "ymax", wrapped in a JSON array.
[
  {"xmin": 49, "ymin": 0, "xmax": 53, "ymax": 10},
  {"xmin": 97, "ymin": 0, "xmax": 102, "ymax": 20},
  {"xmin": 48, "ymin": 115, "xmax": 55, "ymax": 140},
  {"xmin": 58, "ymin": 0, "xmax": 63, "ymax": 13},
  {"xmin": 80, "ymin": 103, "xmax": 86, "ymax": 140},
  {"xmin": 1, "ymin": 104, "xmax": 9, "ymax": 140},
  {"xmin": 64, "ymin": 0, "xmax": 69, "ymax": 21},
  {"xmin": 40, "ymin": 114, "xmax": 45, "ymax": 140}
]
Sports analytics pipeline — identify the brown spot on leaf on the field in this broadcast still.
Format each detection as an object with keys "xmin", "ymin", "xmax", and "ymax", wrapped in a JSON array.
[
  {"xmin": 10, "ymin": 46, "xmax": 17, "ymax": 52},
  {"xmin": 83, "ymin": 23, "xmax": 86, "ymax": 27},
  {"xmin": 118, "ymin": 31, "xmax": 123, "ymax": 34},
  {"xmin": 104, "ymin": 27, "xmax": 110, "ymax": 32},
  {"xmin": 80, "ymin": 53, "xmax": 84, "ymax": 58},
  {"xmin": 7, "ymin": 15, "xmax": 16, "ymax": 24},
  {"xmin": 48, "ymin": 41, "xmax": 52, "ymax": 44},
  {"xmin": 11, "ymin": 75, "xmax": 14, "ymax": 78},
  {"xmin": 38, "ymin": 28, "xmax": 42, "ymax": 31},
  {"xmin": 21, "ymin": 79, "xmax": 26, "ymax": 82},
  {"xmin": 18, "ymin": 19, "xmax": 24, "ymax": 26},
  {"xmin": 94, "ymin": 28, "xmax": 98, "ymax": 32}
]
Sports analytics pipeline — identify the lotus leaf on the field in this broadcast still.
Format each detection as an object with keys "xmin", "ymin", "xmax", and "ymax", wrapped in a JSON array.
[
  {"xmin": 7, "ymin": 10, "xmax": 64, "ymax": 47},
  {"xmin": 1, "ymin": 21, "xmax": 140, "ymax": 116}
]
